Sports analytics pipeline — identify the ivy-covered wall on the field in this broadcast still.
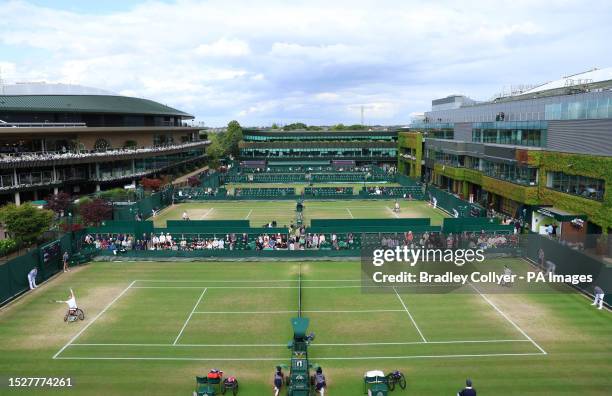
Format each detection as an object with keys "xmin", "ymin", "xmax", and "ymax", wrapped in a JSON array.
[
  {"xmin": 397, "ymin": 132, "xmax": 423, "ymax": 178},
  {"xmin": 529, "ymin": 151, "xmax": 612, "ymax": 231},
  {"xmin": 480, "ymin": 176, "xmax": 540, "ymax": 205}
]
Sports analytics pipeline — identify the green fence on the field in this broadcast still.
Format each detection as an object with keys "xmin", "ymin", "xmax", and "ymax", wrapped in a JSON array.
[
  {"xmin": 85, "ymin": 217, "xmax": 515, "ymax": 236},
  {"xmin": 427, "ymin": 185, "xmax": 486, "ymax": 217},
  {"xmin": 113, "ymin": 186, "xmax": 174, "ymax": 220},
  {"xmin": 522, "ymin": 234, "xmax": 611, "ymax": 305},
  {"xmin": 442, "ymin": 217, "xmax": 513, "ymax": 234},
  {"xmin": 0, "ymin": 231, "xmax": 83, "ymax": 306}
]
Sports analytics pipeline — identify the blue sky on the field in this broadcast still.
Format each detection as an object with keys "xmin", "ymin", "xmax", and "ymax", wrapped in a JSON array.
[{"xmin": 1, "ymin": 0, "xmax": 611, "ymax": 126}]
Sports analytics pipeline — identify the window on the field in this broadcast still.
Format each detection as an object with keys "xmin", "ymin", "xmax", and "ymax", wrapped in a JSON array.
[
  {"xmin": 546, "ymin": 171, "xmax": 605, "ymax": 200},
  {"xmin": 482, "ymin": 160, "xmax": 537, "ymax": 185}
]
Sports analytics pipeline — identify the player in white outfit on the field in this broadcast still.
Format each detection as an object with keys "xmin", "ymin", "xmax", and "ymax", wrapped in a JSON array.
[
  {"xmin": 57, "ymin": 289, "xmax": 78, "ymax": 315},
  {"xmin": 27, "ymin": 267, "xmax": 38, "ymax": 290},
  {"xmin": 592, "ymin": 286, "xmax": 605, "ymax": 310}
]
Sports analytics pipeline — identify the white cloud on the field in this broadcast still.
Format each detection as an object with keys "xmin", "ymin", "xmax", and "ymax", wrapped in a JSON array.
[
  {"xmin": 195, "ymin": 38, "xmax": 251, "ymax": 57},
  {"xmin": 0, "ymin": 0, "xmax": 610, "ymax": 126}
]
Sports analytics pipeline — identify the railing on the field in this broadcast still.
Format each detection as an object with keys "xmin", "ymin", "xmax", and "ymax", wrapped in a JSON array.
[
  {"xmin": 0, "ymin": 140, "xmax": 210, "ymax": 164},
  {"xmin": 0, "ymin": 122, "xmax": 86, "ymax": 128}
]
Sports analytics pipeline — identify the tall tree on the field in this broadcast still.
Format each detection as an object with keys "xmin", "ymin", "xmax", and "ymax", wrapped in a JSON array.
[
  {"xmin": 225, "ymin": 120, "xmax": 243, "ymax": 156},
  {"xmin": 0, "ymin": 203, "xmax": 54, "ymax": 245}
]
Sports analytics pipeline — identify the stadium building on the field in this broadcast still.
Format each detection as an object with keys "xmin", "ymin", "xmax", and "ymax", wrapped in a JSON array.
[
  {"xmin": 399, "ymin": 68, "xmax": 612, "ymax": 235},
  {"xmin": 238, "ymin": 128, "xmax": 398, "ymax": 169},
  {"xmin": 0, "ymin": 83, "xmax": 208, "ymax": 205}
]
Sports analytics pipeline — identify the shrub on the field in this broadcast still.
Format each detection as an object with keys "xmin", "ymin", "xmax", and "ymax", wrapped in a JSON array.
[{"xmin": 0, "ymin": 238, "xmax": 18, "ymax": 257}]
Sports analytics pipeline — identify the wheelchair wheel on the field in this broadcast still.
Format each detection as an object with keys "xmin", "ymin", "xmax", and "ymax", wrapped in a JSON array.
[
  {"xmin": 76, "ymin": 309, "xmax": 85, "ymax": 321},
  {"xmin": 398, "ymin": 374, "xmax": 406, "ymax": 389},
  {"xmin": 232, "ymin": 382, "xmax": 238, "ymax": 396},
  {"xmin": 387, "ymin": 374, "xmax": 396, "ymax": 391},
  {"xmin": 221, "ymin": 383, "xmax": 226, "ymax": 394},
  {"xmin": 63, "ymin": 314, "xmax": 68, "ymax": 322}
]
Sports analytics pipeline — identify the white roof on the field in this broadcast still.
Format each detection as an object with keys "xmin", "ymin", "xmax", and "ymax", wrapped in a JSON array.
[
  {"xmin": 521, "ymin": 67, "xmax": 612, "ymax": 95},
  {"xmin": 365, "ymin": 370, "xmax": 385, "ymax": 378},
  {"xmin": 0, "ymin": 82, "xmax": 116, "ymax": 96}
]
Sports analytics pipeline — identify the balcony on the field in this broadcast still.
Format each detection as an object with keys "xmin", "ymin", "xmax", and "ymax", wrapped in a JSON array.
[{"xmin": 0, "ymin": 140, "xmax": 210, "ymax": 169}]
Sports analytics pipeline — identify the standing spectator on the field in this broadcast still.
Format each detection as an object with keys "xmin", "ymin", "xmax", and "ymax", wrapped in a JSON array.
[
  {"xmin": 538, "ymin": 248, "xmax": 545, "ymax": 270},
  {"xmin": 457, "ymin": 379, "xmax": 476, "ymax": 396},
  {"xmin": 62, "ymin": 251, "xmax": 70, "ymax": 272},
  {"xmin": 27, "ymin": 267, "xmax": 38, "ymax": 290}
]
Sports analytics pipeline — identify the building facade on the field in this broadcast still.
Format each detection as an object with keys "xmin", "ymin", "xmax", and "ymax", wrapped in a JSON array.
[
  {"xmin": 399, "ymin": 69, "xmax": 612, "ymax": 234},
  {"xmin": 0, "ymin": 83, "xmax": 209, "ymax": 205},
  {"xmin": 239, "ymin": 129, "xmax": 398, "ymax": 167}
]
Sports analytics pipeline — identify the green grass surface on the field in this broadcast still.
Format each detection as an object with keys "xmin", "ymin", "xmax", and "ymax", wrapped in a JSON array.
[
  {"xmin": 154, "ymin": 200, "xmax": 446, "ymax": 227},
  {"xmin": 1, "ymin": 260, "xmax": 610, "ymax": 395},
  {"xmin": 225, "ymin": 182, "xmax": 400, "ymax": 195}
]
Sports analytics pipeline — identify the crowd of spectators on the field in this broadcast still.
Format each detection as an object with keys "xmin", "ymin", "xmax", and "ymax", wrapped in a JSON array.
[
  {"xmin": 460, "ymin": 231, "xmax": 519, "ymax": 249},
  {"xmin": 0, "ymin": 141, "xmax": 209, "ymax": 164},
  {"xmin": 83, "ymin": 228, "xmax": 517, "ymax": 254},
  {"xmin": 82, "ymin": 229, "xmax": 356, "ymax": 253}
]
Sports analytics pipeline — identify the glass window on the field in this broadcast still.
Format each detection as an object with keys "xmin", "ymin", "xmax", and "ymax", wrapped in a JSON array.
[{"xmin": 546, "ymin": 171, "xmax": 604, "ymax": 200}]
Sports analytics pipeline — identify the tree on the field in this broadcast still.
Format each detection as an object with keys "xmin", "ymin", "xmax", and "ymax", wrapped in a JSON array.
[
  {"xmin": 205, "ymin": 132, "xmax": 226, "ymax": 169},
  {"xmin": 78, "ymin": 199, "xmax": 113, "ymax": 226},
  {"xmin": 0, "ymin": 203, "xmax": 54, "ymax": 245},
  {"xmin": 140, "ymin": 177, "xmax": 163, "ymax": 191},
  {"xmin": 225, "ymin": 120, "xmax": 243, "ymax": 156},
  {"xmin": 271, "ymin": 123, "xmax": 280, "ymax": 129},
  {"xmin": 44, "ymin": 192, "xmax": 72, "ymax": 215},
  {"xmin": 282, "ymin": 122, "xmax": 308, "ymax": 131}
]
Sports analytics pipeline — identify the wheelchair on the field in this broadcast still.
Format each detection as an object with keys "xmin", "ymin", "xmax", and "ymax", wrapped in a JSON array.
[{"xmin": 64, "ymin": 308, "xmax": 85, "ymax": 323}]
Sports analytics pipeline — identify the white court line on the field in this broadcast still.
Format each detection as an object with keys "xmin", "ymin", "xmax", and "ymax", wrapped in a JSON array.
[
  {"xmin": 173, "ymin": 288, "xmax": 207, "ymax": 345},
  {"xmin": 70, "ymin": 339, "xmax": 529, "ymax": 348},
  {"xmin": 53, "ymin": 280, "xmax": 136, "ymax": 359},
  {"xmin": 468, "ymin": 282, "xmax": 547, "ymax": 355},
  {"xmin": 72, "ymin": 343, "xmax": 286, "ymax": 347},
  {"xmin": 132, "ymin": 285, "xmax": 381, "ymax": 289},
  {"xmin": 199, "ymin": 208, "xmax": 214, "ymax": 219},
  {"xmin": 245, "ymin": 209, "xmax": 253, "ymax": 220},
  {"xmin": 386, "ymin": 206, "xmax": 400, "ymax": 218},
  {"xmin": 346, "ymin": 208, "xmax": 354, "ymax": 218},
  {"xmin": 192, "ymin": 309, "xmax": 404, "ymax": 314},
  {"xmin": 135, "ymin": 279, "xmax": 361, "ymax": 283},
  {"xmin": 54, "ymin": 352, "xmax": 546, "ymax": 362},
  {"xmin": 394, "ymin": 287, "xmax": 427, "ymax": 343},
  {"xmin": 131, "ymin": 285, "xmax": 448, "ymax": 290}
]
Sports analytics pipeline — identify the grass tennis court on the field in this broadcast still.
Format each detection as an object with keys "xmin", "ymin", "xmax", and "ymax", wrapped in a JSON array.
[
  {"xmin": 154, "ymin": 200, "xmax": 447, "ymax": 227},
  {"xmin": 1, "ymin": 260, "xmax": 611, "ymax": 395}
]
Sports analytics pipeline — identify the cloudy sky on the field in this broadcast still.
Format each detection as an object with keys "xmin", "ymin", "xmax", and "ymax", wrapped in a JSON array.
[{"xmin": 1, "ymin": 0, "xmax": 611, "ymax": 126}]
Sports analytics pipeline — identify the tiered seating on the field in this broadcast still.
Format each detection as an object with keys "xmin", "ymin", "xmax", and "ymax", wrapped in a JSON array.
[
  {"xmin": 175, "ymin": 187, "xmax": 226, "ymax": 201},
  {"xmin": 224, "ymin": 173, "xmax": 306, "ymax": 183},
  {"xmin": 304, "ymin": 187, "xmax": 353, "ymax": 197},
  {"xmin": 360, "ymin": 186, "xmax": 424, "ymax": 199},
  {"xmin": 234, "ymin": 187, "xmax": 295, "ymax": 198},
  {"xmin": 312, "ymin": 173, "xmax": 394, "ymax": 182}
]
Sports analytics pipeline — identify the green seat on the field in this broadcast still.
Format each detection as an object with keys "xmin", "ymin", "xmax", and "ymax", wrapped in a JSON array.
[{"xmin": 195, "ymin": 376, "xmax": 216, "ymax": 396}]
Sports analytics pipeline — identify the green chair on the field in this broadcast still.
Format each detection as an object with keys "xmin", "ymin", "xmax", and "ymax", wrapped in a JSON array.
[{"xmin": 195, "ymin": 376, "xmax": 216, "ymax": 396}]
